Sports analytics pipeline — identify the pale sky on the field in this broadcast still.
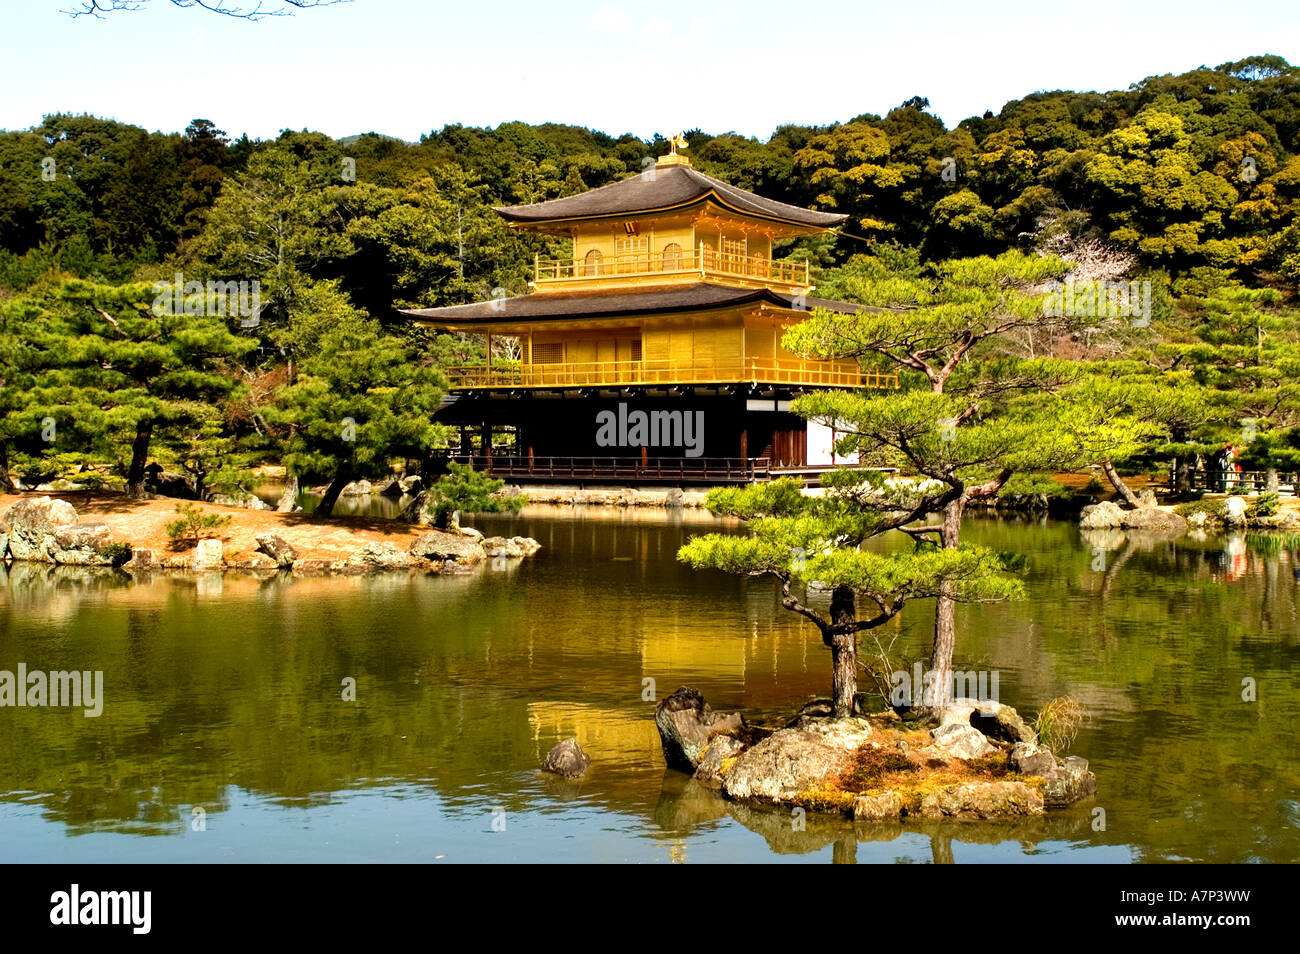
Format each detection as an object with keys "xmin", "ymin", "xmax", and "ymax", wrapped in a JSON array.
[{"xmin": 1, "ymin": 0, "xmax": 1296, "ymax": 142}]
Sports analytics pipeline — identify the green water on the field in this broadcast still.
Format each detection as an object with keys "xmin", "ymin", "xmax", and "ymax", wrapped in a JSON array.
[{"xmin": 1, "ymin": 507, "xmax": 1297, "ymax": 863}]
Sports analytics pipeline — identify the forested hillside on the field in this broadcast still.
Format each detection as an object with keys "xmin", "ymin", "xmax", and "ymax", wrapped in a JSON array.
[{"xmin": 1, "ymin": 55, "xmax": 1298, "ymax": 501}]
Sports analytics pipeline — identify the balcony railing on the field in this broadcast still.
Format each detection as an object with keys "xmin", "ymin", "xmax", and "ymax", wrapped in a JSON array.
[
  {"xmin": 444, "ymin": 359, "xmax": 900, "ymax": 390},
  {"xmin": 534, "ymin": 246, "xmax": 810, "ymax": 287}
]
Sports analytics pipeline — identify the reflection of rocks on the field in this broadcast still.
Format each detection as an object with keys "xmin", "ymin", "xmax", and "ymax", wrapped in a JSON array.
[
  {"xmin": 652, "ymin": 772, "xmax": 731, "ymax": 832},
  {"xmin": 541, "ymin": 738, "xmax": 590, "ymax": 779},
  {"xmin": 721, "ymin": 798, "xmax": 844, "ymax": 855},
  {"xmin": 654, "ymin": 686, "xmax": 746, "ymax": 771},
  {"xmin": 1079, "ymin": 528, "xmax": 1128, "ymax": 551}
]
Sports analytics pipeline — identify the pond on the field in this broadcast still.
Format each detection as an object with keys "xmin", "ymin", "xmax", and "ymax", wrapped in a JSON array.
[{"xmin": 1, "ymin": 507, "xmax": 1297, "ymax": 863}]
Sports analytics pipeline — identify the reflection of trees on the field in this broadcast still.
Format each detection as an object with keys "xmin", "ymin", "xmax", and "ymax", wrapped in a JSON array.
[
  {"xmin": 650, "ymin": 774, "xmax": 1095, "ymax": 862},
  {"xmin": 2, "ymin": 514, "xmax": 1298, "ymax": 861}
]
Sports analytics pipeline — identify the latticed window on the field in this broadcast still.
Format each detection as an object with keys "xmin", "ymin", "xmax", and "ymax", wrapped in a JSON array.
[
  {"xmin": 532, "ymin": 342, "xmax": 563, "ymax": 364},
  {"xmin": 581, "ymin": 249, "xmax": 604, "ymax": 276},
  {"xmin": 721, "ymin": 236, "xmax": 746, "ymax": 272},
  {"xmin": 615, "ymin": 235, "xmax": 650, "ymax": 273},
  {"xmin": 661, "ymin": 242, "xmax": 682, "ymax": 271}
]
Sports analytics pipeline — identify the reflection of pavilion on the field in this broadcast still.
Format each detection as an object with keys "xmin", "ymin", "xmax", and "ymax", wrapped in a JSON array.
[{"xmin": 526, "ymin": 701, "xmax": 661, "ymax": 766}]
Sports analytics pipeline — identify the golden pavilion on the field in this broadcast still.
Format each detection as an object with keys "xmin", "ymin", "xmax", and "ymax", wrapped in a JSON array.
[{"xmin": 402, "ymin": 139, "xmax": 896, "ymax": 481}]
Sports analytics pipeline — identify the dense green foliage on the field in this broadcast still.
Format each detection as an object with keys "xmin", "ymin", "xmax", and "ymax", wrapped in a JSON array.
[{"xmin": 3, "ymin": 57, "xmax": 1300, "ymax": 501}]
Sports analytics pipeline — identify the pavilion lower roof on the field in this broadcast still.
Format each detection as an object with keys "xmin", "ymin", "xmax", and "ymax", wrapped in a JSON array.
[{"xmin": 400, "ymin": 283, "xmax": 866, "ymax": 328}]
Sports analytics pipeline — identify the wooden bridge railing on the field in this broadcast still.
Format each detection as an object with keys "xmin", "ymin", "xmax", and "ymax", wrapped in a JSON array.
[
  {"xmin": 433, "ymin": 454, "xmax": 771, "ymax": 483},
  {"xmin": 1186, "ymin": 469, "xmax": 1299, "ymax": 494}
]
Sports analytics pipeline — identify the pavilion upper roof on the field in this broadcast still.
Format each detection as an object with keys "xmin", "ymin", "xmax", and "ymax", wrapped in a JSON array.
[{"xmin": 493, "ymin": 162, "xmax": 846, "ymax": 232}]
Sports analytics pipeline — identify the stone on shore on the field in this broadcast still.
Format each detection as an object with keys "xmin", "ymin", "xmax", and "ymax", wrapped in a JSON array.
[
  {"xmin": 930, "ymin": 722, "xmax": 996, "ymax": 759},
  {"xmin": 351, "ymin": 541, "xmax": 410, "ymax": 570},
  {"xmin": 853, "ymin": 791, "xmax": 905, "ymax": 821},
  {"xmin": 1041, "ymin": 755, "xmax": 1097, "ymax": 807},
  {"xmin": 919, "ymin": 780, "xmax": 1044, "ymax": 818},
  {"xmin": 376, "ymin": 478, "xmax": 404, "ymax": 498},
  {"xmin": 693, "ymin": 735, "xmax": 746, "ymax": 789},
  {"xmin": 541, "ymin": 738, "xmax": 590, "ymax": 778},
  {"xmin": 2, "ymin": 498, "xmax": 125, "ymax": 566},
  {"xmin": 942, "ymin": 698, "xmax": 1038, "ymax": 745},
  {"xmin": 255, "ymin": 533, "xmax": 298, "ymax": 568},
  {"xmin": 1123, "ymin": 507, "xmax": 1187, "ymax": 533},
  {"xmin": 3, "ymin": 496, "xmax": 80, "ymax": 561},
  {"xmin": 1224, "ymin": 495, "xmax": 1249, "ymax": 526},
  {"xmin": 721, "ymin": 729, "xmax": 853, "ymax": 805},
  {"xmin": 482, "ymin": 536, "xmax": 542, "ymax": 559},
  {"xmin": 191, "ymin": 538, "xmax": 224, "ymax": 571},
  {"xmin": 341, "ymin": 480, "xmax": 373, "ymax": 497},
  {"xmin": 409, "ymin": 530, "xmax": 484, "ymax": 567},
  {"xmin": 122, "ymin": 547, "xmax": 154, "ymax": 574},
  {"xmin": 230, "ymin": 552, "xmax": 279, "ymax": 571},
  {"xmin": 654, "ymin": 686, "xmax": 746, "ymax": 771},
  {"xmin": 1078, "ymin": 500, "xmax": 1126, "ymax": 529},
  {"xmin": 1009, "ymin": 740, "xmax": 1056, "ymax": 776}
]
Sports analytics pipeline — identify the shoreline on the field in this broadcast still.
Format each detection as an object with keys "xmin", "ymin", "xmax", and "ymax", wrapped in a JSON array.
[{"xmin": 0, "ymin": 492, "xmax": 538, "ymax": 576}]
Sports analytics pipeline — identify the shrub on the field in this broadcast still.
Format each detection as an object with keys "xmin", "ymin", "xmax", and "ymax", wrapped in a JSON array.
[
  {"xmin": 165, "ymin": 503, "xmax": 231, "ymax": 545},
  {"xmin": 1249, "ymin": 491, "xmax": 1281, "ymax": 517},
  {"xmin": 425, "ymin": 463, "xmax": 526, "ymax": 529},
  {"xmin": 1035, "ymin": 696, "xmax": 1087, "ymax": 754},
  {"xmin": 1082, "ymin": 475, "xmax": 1106, "ymax": 496},
  {"xmin": 100, "ymin": 541, "xmax": 132, "ymax": 566},
  {"xmin": 1173, "ymin": 499, "xmax": 1226, "ymax": 520},
  {"xmin": 998, "ymin": 472, "xmax": 1070, "ymax": 507}
]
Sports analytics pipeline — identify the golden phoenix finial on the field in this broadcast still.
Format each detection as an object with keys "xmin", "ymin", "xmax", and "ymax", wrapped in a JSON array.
[{"xmin": 669, "ymin": 132, "xmax": 688, "ymax": 155}]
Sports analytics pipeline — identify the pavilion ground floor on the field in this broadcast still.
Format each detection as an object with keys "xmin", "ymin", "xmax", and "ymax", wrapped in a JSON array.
[{"xmin": 429, "ymin": 384, "xmax": 859, "ymax": 484}]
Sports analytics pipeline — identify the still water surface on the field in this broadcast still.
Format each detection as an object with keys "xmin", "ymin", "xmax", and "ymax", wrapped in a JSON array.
[{"xmin": 1, "ymin": 507, "xmax": 1297, "ymax": 863}]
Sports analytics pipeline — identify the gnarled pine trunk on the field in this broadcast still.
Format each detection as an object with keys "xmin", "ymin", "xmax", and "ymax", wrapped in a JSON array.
[
  {"xmin": 927, "ymin": 498, "xmax": 964, "ymax": 711},
  {"xmin": 828, "ymin": 584, "xmax": 858, "ymax": 718},
  {"xmin": 276, "ymin": 473, "xmax": 299, "ymax": 512},
  {"xmin": 125, "ymin": 421, "xmax": 153, "ymax": 499},
  {"xmin": 0, "ymin": 441, "xmax": 14, "ymax": 493},
  {"xmin": 1101, "ymin": 458, "xmax": 1142, "ymax": 508},
  {"xmin": 315, "ymin": 474, "xmax": 350, "ymax": 518}
]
